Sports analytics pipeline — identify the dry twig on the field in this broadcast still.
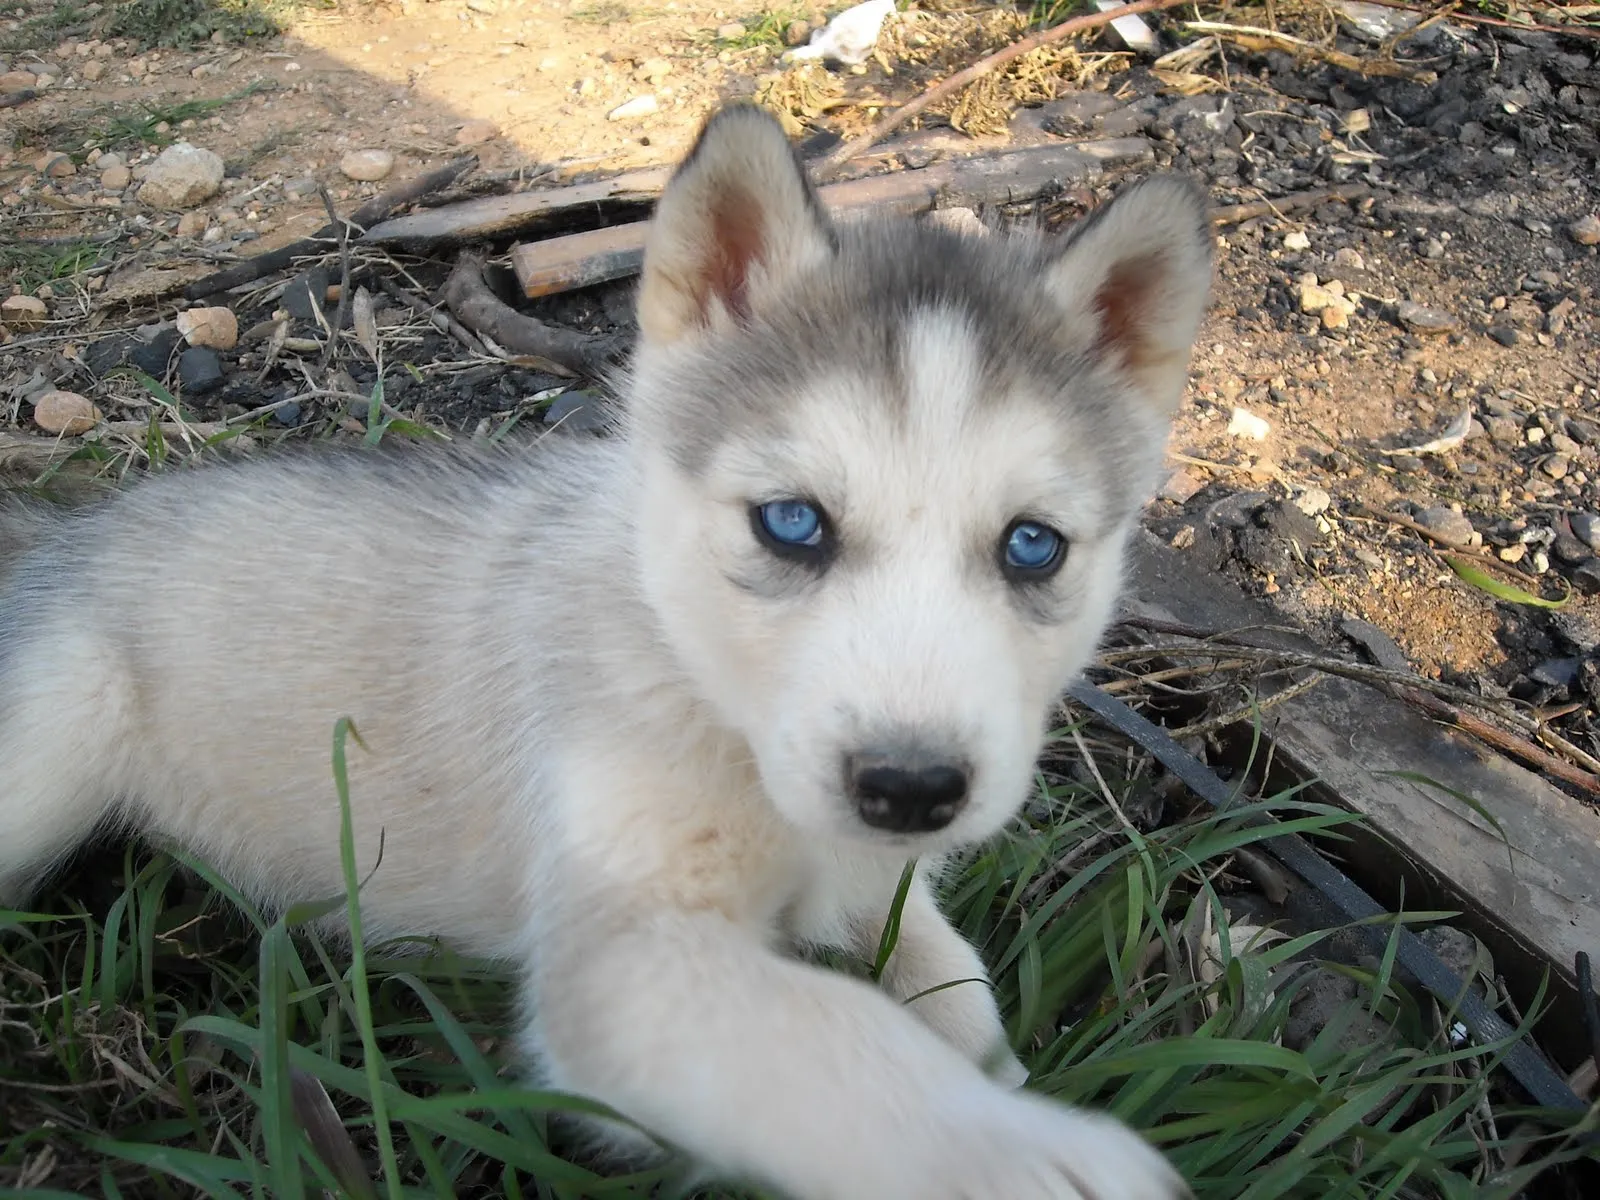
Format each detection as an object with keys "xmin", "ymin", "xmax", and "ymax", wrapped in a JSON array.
[
  {"xmin": 1184, "ymin": 20, "xmax": 1439, "ymax": 83},
  {"xmin": 1209, "ymin": 184, "xmax": 1373, "ymax": 226},
  {"xmin": 375, "ymin": 276, "xmax": 490, "ymax": 359},
  {"xmin": 316, "ymin": 187, "xmax": 354, "ymax": 370},
  {"xmin": 440, "ymin": 253, "xmax": 621, "ymax": 378}
]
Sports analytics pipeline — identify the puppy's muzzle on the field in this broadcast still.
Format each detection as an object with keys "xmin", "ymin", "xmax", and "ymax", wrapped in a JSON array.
[{"xmin": 846, "ymin": 752, "xmax": 971, "ymax": 833}]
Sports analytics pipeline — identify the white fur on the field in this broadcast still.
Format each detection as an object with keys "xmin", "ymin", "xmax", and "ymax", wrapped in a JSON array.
[{"xmin": 0, "ymin": 105, "xmax": 1210, "ymax": 1199}]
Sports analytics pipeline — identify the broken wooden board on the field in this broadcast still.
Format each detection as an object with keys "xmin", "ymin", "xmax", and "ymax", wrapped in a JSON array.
[
  {"xmin": 1122, "ymin": 529, "xmax": 1600, "ymax": 1058},
  {"xmin": 512, "ymin": 223, "xmax": 650, "ymax": 300},
  {"xmin": 506, "ymin": 138, "xmax": 1156, "ymax": 299},
  {"xmin": 360, "ymin": 164, "xmax": 674, "ymax": 245}
]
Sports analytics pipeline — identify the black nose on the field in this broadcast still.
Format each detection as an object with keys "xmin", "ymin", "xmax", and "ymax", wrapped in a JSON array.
[{"xmin": 848, "ymin": 755, "xmax": 970, "ymax": 833}]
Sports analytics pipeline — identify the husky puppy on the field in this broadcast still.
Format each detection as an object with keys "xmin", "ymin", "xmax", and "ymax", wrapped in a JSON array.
[{"xmin": 0, "ymin": 105, "xmax": 1211, "ymax": 1198}]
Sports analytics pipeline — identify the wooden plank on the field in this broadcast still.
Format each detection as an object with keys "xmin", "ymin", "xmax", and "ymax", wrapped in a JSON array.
[
  {"xmin": 512, "ymin": 223, "xmax": 649, "ymax": 299},
  {"xmin": 360, "ymin": 165, "xmax": 674, "ymax": 245},
  {"xmin": 1121, "ymin": 530, "xmax": 1600, "ymax": 1012},
  {"xmin": 507, "ymin": 139, "xmax": 1155, "ymax": 299}
]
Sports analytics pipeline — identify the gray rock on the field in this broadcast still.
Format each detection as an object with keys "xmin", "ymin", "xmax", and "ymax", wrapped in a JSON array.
[
  {"xmin": 1340, "ymin": 616, "xmax": 1409, "ymax": 671},
  {"xmin": 1413, "ymin": 506, "xmax": 1476, "ymax": 548},
  {"xmin": 130, "ymin": 326, "xmax": 179, "ymax": 376},
  {"xmin": 1096, "ymin": 108, "xmax": 1149, "ymax": 139},
  {"xmin": 1039, "ymin": 91, "xmax": 1123, "ymax": 133},
  {"xmin": 1485, "ymin": 416, "xmax": 1522, "ymax": 445},
  {"xmin": 1488, "ymin": 325, "xmax": 1521, "ymax": 347},
  {"xmin": 137, "ymin": 142, "xmax": 225, "ymax": 209},
  {"xmin": 178, "ymin": 346, "xmax": 223, "ymax": 395},
  {"xmin": 1573, "ymin": 559, "xmax": 1600, "ymax": 596},
  {"xmin": 1553, "ymin": 530, "xmax": 1588, "ymax": 563},
  {"xmin": 85, "ymin": 326, "xmax": 178, "ymax": 377},
  {"xmin": 1564, "ymin": 417, "xmax": 1600, "ymax": 446},
  {"xmin": 1550, "ymin": 610, "xmax": 1600, "ymax": 655},
  {"xmin": 1395, "ymin": 300, "xmax": 1458, "ymax": 334},
  {"xmin": 84, "ymin": 332, "xmax": 139, "ymax": 376},
  {"xmin": 283, "ymin": 268, "xmax": 330, "ymax": 325},
  {"xmin": 1570, "ymin": 511, "xmax": 1600, "ymax": 552}
]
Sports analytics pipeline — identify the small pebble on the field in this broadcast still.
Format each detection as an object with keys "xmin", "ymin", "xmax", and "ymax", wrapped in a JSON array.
[
  {"xmin": 1294, "ymin": 487, "xmax": 1331, "ymax": 517},
  {"xmin": 1158, "ymin": 469, "xmax": 1205, "ymax": 504},
  {"xmin": 608, "ymin": 95, "xmax": 658, "ymax": 121},
  {"xmin": 1413, "ymin": 506, "xmax": 1476, "ymax": 548},
  {"xmin": 32, "ymin": 389, "xmax": 101, "ymax": 435},
  {"xmin": 1282, "ymin": 230, "xmax": 1311, "ymax": 251},
  {"xmin": 1331, "ymin": 246, "xmax": 1365, "ymax": 272},
  {"xmin": 339, "ymin": 149, "xmax": 395, "ymax": 182},
  {"xmin": 176, "ymin": 305, "xmax": 238, "ymax": 351},
  {"xmin": 1570, "ymin": 215, "xmax": 1600, "ymax": 247}
]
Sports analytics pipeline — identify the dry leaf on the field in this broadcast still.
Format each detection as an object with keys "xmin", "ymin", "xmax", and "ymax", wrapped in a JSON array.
[{"xmin": 353, "ymin": 286, "xmax": 379, "ymax": 364}]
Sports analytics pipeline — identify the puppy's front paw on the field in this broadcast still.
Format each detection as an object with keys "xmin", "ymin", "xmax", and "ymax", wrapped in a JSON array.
[{"xmin": 900, "ymin": 1083, "xmax": 1188, "ymax": 1200}]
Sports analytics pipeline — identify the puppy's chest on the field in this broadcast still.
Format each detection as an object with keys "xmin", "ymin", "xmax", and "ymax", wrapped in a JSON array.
[{"xmin": 588, "ymin": 760, "xmax": 808, "ymax": 929}]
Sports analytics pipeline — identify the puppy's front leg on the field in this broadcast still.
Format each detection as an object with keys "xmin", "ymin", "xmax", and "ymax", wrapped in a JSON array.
[
  {"xmin": 859, "ymin": 872, "xmax": 1029, "ymax": 1086},
  {"xmin": 528, "ymin": 903, "xmax": 1184, "ymax": 1200}
]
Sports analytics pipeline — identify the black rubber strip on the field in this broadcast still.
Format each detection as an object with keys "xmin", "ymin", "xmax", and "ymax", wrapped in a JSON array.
[
  {"xmin": 1066, "ymin": 680, "xmax": 1590, "ymax": 1116},
  {"xmin": 1578, "ymin": 953, "xmax": 1600, "ymax": 1084}
]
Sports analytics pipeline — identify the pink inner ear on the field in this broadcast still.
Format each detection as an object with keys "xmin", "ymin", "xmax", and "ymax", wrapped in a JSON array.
[
  {"xmin": 1093, "ymin": 253, "xmax": 1162, "ymax": 369},
  {"xmin": 702, "ymin": 192, "xmax": 767, "ymax": 323}
]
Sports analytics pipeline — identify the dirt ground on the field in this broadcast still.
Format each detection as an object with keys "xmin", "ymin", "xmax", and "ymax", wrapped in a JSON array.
[{"xmin": 3, "ymin": 0, "xmax": 1600, "ymax": 781}]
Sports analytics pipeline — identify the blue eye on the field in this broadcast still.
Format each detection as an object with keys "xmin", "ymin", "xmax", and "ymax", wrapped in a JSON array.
[
  {"xmin": 756, "ymin": 500, "xmax": 824, "ymax": 549},
  {"xmin": 1002, "ymin": 520, "xmax": 1065, "ymax": 576}
]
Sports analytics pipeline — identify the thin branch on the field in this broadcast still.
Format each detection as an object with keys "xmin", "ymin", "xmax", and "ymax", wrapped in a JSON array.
[{"xmin": 317, "ymin": 186, "xmax": 354, "ymax": 370}]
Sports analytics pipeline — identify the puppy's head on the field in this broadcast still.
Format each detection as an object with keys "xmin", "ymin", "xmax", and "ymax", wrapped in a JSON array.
[{"xmin": 628, "ymin": 105, "xmax": 1212, "ymax": 852}]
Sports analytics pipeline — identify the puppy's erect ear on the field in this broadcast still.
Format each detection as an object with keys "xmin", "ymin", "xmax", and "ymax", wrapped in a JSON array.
[
  {"xmin": 637, "ymin": 104, "xmax": 836, "ymax": 346},
  {"xmin": 1048, "ymin": 176, "xmax": 1214, "ymax": 416}
]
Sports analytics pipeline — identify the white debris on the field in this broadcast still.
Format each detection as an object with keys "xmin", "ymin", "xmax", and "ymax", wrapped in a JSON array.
[
  {"xmin": 1390, "ymin": 403, "xmax": 1473, "ymax": 456},
  {"xmin": 608, "ymin": 95, "xmax": 658, "ymax": 121},
  {"xmin": 1227, "ymin": 406, "xmax": 1271, "ymax": 442},
  {"xmin": 1091, "ymin": 0, "xmax": 1159, "ymax": 55},
  {"xmin": 785, "ymin": 0, "xmax": 896, "ymax": 67},
  {"xmin": 1294, "ymin": 487, "xmax": 1331, "ymax": 518}
]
